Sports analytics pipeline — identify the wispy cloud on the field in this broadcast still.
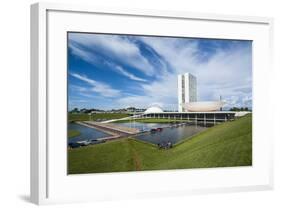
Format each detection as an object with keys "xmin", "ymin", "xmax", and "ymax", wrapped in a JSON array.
[
  {"xmin": 69, "ymin": 33, "xmax": 156, "ymax": 76},
  {"xmin": 103, "ymin": 61, "xmax": 147, "ymax": 82},
  {"xmin": 70, "ymin": 73, "xmax": 121, "ymax": 97},
  {"xmin": 133, "ymin": 37, "xmax": 252, "ymax": 109},
  {"xmin": 68, "ymin": 33, "xmax": 252, "ymax": 110},
  {"xmin": 68, "ymin": 43, "xmax": 95, "ymax": 64},
  {"xmin": 69, "ymin": 36, "xmax": 148, "ymax": 82},
  {"xmin": 116, "ymin": 75, "xmax": 179, "ymax": 110},
  {"xmin": 115, "ymin": 65, "xmax": 147, "ymax": 82}
]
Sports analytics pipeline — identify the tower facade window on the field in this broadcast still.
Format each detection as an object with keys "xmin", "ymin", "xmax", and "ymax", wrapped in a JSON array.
[{"xmin": 178, "ymin": 73, "xmax": 197, "ymax": 112}]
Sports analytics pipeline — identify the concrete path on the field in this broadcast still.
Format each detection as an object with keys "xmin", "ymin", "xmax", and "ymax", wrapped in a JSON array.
[
  {"xmin": 78, "ymin": 121, "xmax": 140, "ymax": 135},
  {"xmin": 101, "ymin": 115, "xmax": 142, "ymax": 123}
]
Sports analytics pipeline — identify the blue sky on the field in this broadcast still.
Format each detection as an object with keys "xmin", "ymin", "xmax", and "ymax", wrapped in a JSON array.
[{"xmin": 68, "ymin": 32, "xmax": 252, "ymax": 111}]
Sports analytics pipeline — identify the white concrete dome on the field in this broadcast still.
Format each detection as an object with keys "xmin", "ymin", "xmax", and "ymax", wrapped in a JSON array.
[
  {"xmin": 185, "ymin": 101, "xmax": 224, "ymax": 112},
  {"xmin": 144, "ymin": 106, "xmax": 164, "ymax": 114}
]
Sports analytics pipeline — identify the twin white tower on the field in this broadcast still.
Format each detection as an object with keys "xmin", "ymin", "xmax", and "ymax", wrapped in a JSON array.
[{"xmin": 177, "ymin": 73, "xmax": 197, "ymax": 112}]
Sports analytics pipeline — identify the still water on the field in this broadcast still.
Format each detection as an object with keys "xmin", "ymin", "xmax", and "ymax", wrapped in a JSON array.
[
  {"xmin": 117, "ymin": 122, "xmax": 207, "ymax": 145},
  {"xmin": 68, "ymin": 123, "xmax": 110, "ymax": 143},
  {"xmin": 68, "ymin": 122, "xmax": 207, "ymax": 145},
  {"xmin": 117, "ymin": 122, "xmax": 169, "ymax": 131},
  {"xmin": 137, "ymin": 125, "xmax": 207, "ymax": 145}
]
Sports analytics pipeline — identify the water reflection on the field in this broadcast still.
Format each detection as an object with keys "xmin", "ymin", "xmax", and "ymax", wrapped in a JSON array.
[
  {"xmin": 68, "ymin": 122, "xmax": 208, "ymax": 146},
  {"xmin": 68, "ymin": 123, "xmax": 110, "ymax": 143},
  {"xmin": 117, "ymin": 122, "xmax": 207, "ymax": 145}
]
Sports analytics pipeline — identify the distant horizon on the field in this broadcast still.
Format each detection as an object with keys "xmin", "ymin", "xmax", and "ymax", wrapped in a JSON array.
[
  {"xmin": 68, "ymin": 105, "xmax": 252, "ymax": 112},
  {"xmin": 68, "ymin": 33, "xmax": 252, "ymax": 111}
]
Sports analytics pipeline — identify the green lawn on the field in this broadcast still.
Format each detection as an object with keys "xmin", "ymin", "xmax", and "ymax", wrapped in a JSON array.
[
  {"xmin": 68, "ymin": 130, "xmax": 81, "ymax": 138},
  {"xmin": 68, "ymin": 114, "xmax": 252, "ymax": 174},
  {"xmin": 68, "ymin": 113, "xmax": 130, "ymax": 122}
]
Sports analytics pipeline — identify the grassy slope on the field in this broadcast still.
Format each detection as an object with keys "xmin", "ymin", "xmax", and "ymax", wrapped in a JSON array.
[{"xmin": 68, "ymin": 115, "xmax": 252, "ymax": 174}]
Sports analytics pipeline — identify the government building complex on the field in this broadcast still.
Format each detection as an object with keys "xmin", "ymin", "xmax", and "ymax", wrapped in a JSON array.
[{"xmin": 141, "ymin": 73, "xmax": 237, "ymax": 124}]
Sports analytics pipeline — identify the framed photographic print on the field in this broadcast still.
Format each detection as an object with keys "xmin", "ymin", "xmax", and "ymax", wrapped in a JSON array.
[{"xmin": 30, "ymin": 2, "xmax": 274, "ymax": 205}]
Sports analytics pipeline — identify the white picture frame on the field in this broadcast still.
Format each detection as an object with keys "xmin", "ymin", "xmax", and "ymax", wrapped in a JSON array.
[{"xmin": 30, "ymin": 2, "xmax": 274, "ymax": 205}]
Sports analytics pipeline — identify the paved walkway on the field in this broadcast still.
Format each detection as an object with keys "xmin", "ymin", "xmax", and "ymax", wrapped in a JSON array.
[
  {"xmin": 101, "ymin": 115, "xmax": 141, "ymax": 123},
  {"xmin": 78, "ymin": 121, "xmax": 140, "ymax": 135}
]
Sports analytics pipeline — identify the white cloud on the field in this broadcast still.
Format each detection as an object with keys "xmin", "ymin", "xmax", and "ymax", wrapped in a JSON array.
[
  {"xmin": 70, "ymin": 73, "xmax": 121, "ymax": 97},
  {"xmin": 140, "ymin": 36, "xmax": 199, "ymax": 75},
  {"xmin": 68, "ymin": 43, "xmax": 94, "ymax": 64},
  {"xmin": 115, "ymin": 65, "xmax": 147, "ymax": 82},
  {"xmin": 103, "ymin": 61, "xmax": 147, "ymax": 82},
  {"xmin": 69, "ymin": 33, "xmax": 155, "ymax": 76},
  {"xmin": 116, "ymin": 75, "xmax": 179, "ymax": 110},
  {"xmin": 69, "ymin": 33, "xmax": 252, "ymax": 109},
  {"xmin": 133, "ymin": 37, "xmax": 252, "ymax": 108},
  {"xmin": 223, "ymin": 94, "xmax": 252, "ymax": 108},
  {"xmin": 114, "ymin": 37, "xmax": 198, "ymax": 110}
]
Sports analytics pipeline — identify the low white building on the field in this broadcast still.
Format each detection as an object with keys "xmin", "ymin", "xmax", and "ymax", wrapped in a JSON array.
[{"xmin": 178, "ymin": 73, "xmax": 223, "ymax": 112}]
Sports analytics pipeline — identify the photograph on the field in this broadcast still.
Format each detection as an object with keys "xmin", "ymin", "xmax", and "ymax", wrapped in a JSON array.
[{"xmin": 67, "ymin": 32, "xmax": 252, "ymax": 174}]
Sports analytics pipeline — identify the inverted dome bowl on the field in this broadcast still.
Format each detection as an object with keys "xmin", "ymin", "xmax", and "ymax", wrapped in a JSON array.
[{"xmin": 185, "ymin": 101, "xmax": 224, "ymax": 112}]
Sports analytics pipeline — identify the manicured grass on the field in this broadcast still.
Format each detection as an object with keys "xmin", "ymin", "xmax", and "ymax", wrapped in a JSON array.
[
  {"xmin": 68, "ymin": 130, "xmax": 81, "ymax": 138},
  {"xmin": 113, "ymin": 118, "xmax": 187, "ymax": 123},
  {"xmin": 68, "ymin": 113, "xmax": 130, "ymax": 122},
  {"xmin": 68, "ymin": 113, "xmax": 90, "ymax": 122},
  {"xmin": 68, "ymin": 115, "xmax": 252, "ymax": 174}
]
